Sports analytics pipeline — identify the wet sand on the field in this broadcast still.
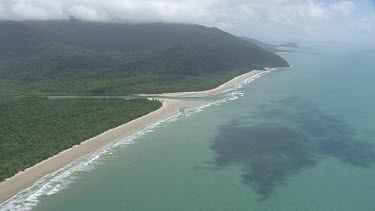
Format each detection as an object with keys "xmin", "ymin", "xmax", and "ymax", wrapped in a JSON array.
[{"xmin": 0, "ymin": 70, "xmax": 262, "ymax": 204}]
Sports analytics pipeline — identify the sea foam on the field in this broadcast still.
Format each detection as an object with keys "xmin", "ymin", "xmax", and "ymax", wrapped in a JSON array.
[{"xmin": 0, "ymin": 68, "xmax": 277, "ymax": 211}]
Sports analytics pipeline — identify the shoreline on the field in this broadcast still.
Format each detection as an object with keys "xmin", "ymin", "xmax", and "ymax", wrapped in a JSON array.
[
  {"xmin": 0, "ymin": 69, "xmax": 263, "ymax": 204},
  {"xmin": 138, "ymin": 70, "xmax": 263, "ymax": 98}
]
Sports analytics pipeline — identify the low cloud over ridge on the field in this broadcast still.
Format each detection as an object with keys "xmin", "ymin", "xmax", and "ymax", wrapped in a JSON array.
[{"xmin": 0, "ymin": 0, "xmax": 374, "ymax": 45}]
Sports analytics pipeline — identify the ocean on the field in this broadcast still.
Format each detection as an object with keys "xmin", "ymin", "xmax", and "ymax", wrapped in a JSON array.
[{"xmin": 2, "ymin": 43, "xmax": 375, "ymax": 210}]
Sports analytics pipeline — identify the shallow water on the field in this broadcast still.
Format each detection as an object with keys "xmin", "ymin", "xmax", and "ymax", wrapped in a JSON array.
[{"xmin": 3, "ymin": 43, "xmax": 375, "ymax": 210}]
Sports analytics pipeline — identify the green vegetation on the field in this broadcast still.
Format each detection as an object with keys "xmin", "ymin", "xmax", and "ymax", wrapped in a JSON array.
[
  {"xmin": 0, "ymin": 97, "xmax": 161, "ymax": 181},
  {"xmin": 0, "ymin": 20, "xmax": 290, "ymax": 181},
  {"xmin": 241, "ymin": 36, "xmax": 299, "ymax": 53},
  {"xmin": 0, "ymin": 20, "xmax": 289, "ymax": 95}
]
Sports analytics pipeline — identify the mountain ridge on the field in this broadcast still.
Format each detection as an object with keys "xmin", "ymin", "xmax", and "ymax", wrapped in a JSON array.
[
  {"xmin": 0, "ymin": 20, "xmax": 289, "ymax": 95},
  {"xmin": 241, "ymin": 36, "xmax": 299, "ymax": 53}
]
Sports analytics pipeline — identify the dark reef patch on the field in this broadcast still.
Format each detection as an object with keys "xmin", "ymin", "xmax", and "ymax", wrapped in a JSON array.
[{"xmin": 211, "ymin": 97, "xmax": 375, "ymax": 200}]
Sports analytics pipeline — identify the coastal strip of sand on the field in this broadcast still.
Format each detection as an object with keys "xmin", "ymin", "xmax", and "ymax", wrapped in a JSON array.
[{"xmin": 0, "ymin": 70, "xmax": 262, "ymax": 204}]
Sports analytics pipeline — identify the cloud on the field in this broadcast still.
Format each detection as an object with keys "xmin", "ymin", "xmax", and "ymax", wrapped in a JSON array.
[
  {"xmin": 0, "ymin": 0, "xmax": 349, "ymax": 24},
  {"xmin": 0, "ymin": 0, "xmax": 219, "ymax": 24},
  {"xmin": 0, "ymin": 4, "xmax": 6, "ymax": 19},
  {"xmin": 0, "ymin": 0, "xmax": 373, "ymax": 45},
  {"xmin": 69, "ymin": 5, "xmax": 109, "ymax": 21},
  {"xmin": 11, "ymin": 2, "xmax": 57, "ymax": 20},
  {"xmin": 359, "ymin": 14, "xmax": 375, "ymax": 31},
  {"xmin": 330, "ymin": 1, "xmax": 356, "ymax": 16}
]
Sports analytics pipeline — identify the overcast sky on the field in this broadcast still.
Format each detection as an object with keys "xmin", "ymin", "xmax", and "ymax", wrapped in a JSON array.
[{"xmin": 0, "ymin": 0, "xmax": 374, "ymax": 45}]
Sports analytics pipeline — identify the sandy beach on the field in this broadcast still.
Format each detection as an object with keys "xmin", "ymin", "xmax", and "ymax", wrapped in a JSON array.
[
  {"xmin": 0, "ymin": 70, "xmax": 262, "ymax": 204},
  {"xmin": 139, "ymin": 70, "xmax": 263, "ymax": 98}
]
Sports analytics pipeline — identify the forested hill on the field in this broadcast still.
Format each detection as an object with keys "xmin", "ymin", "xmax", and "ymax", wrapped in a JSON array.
[
  {"xmin": 0, "ymin": 20, "xmax": 289, "ymax": 95},
  {"xmin": 0, "ymin": 20, "xmax": 290, "ymax": 183},
  {"xmin": 241, "ymin": 36, "xmax": 299, "ymax": 53}
]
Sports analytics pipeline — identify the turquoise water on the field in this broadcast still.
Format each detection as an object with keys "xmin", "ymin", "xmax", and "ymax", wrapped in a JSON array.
[{"xmin": 6, "ymin": 44, "xmax": 375, "ymax": 210}]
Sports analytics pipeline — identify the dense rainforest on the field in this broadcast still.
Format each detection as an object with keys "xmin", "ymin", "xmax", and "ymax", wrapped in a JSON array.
[
  {"xmin": 0, "ymin": 97, "xmax": 161, "ymax": 181},
  {"xmin": 0, "ymin": 20, "xmax": 290, "ymax": 181},
  {"xmin": 0, "ymin": 20, "xmax": 289, "ymax": 95}
]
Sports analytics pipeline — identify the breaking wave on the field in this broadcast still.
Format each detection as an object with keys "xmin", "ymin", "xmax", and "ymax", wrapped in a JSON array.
[{"xmin": 0, "ymin": 68, "xmax": 277, "ymax": 211}]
